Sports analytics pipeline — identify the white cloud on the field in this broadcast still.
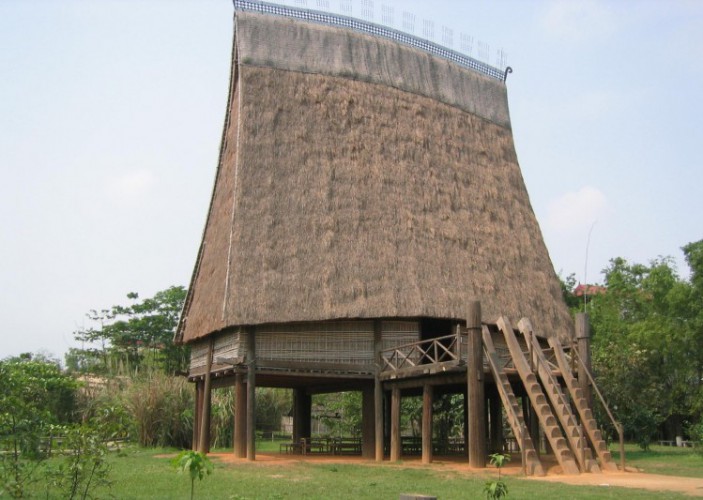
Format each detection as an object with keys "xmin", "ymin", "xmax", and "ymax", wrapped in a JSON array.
[
  {"xmin": 107, "ymin": 170, "xmax": 155, "ymax": 199},
  {"xmin": 542, "ymin": 0, "xmax": 616, "ymax": 43},
  {"xmin": 547, "ymin": 186, "xmax": 607, "ymax": 232}
]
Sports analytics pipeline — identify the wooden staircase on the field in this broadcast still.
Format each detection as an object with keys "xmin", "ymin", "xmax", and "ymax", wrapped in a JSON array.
[
  {"xmin": 518, "ymin": 319, "xmax": 601, "ymax": 473},
  {"xmin": 482, "ymin": 326, "xmax": 545, "ymax": 476},
  {"xmin": 497, "ymin": 317, "xmax": 581, "ymax": 475},
  {"xmin": 548, "ymin": 336, "xmax": 619, "ymax": 472}
]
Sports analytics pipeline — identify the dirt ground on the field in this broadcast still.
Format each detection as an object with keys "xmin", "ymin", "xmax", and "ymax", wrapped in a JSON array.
[{"xmin": 211, "ymin": 453, "xmax": 703, "ymax": 497}]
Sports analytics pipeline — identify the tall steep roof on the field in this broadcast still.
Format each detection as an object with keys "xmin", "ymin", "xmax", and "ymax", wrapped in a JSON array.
[{"xmin": 176, "ymin": 10, "xmax": 573, "ymax": 343}]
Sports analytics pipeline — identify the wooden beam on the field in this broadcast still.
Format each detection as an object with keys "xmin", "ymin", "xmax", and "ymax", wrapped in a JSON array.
[
  {"xmin": 422, "ymin": 383, "xmax": 433, "ymax": 464},
  {"xmin": 234, "ymin": 372, "xmax": 246, "ymax": 458},
  {"xmin": 373, "ymin": 320, "xmax": 384, "ymax": 462},
  {"xmin": 390, "ymin": 387, "xmax": 401, "ymax": 462},
  {"xmin": 467, "ymin": 301, "xmax": 486, "ymax": 467},
  {"xmin": 246, "ymin": 327, "xmax": 256, "ymax": 461},
  {"xmin": 198, "ymin": 337, "xmax": 214, "ymax": 454}
]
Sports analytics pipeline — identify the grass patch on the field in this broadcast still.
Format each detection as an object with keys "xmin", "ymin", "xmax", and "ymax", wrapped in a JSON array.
[
  {"xmin": 25, "ymin": 444, "xmax": 698, "ymax": 499},
  {"xmin": 614, "ymin": 443, "xmax": 703, "ymax": 478}
]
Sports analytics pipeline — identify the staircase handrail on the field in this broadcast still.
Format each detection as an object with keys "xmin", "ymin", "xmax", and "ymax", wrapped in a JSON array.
[
  {"xmin": 562, "ymin": 338, "xmax": 626, "ymax": 470},
  {"xmin": 527, "ymin": 332, "xmax": 589, "ymax": 471}
]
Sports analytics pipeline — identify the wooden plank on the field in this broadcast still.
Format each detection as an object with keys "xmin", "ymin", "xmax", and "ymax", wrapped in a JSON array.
[{"xmin": 466, "ymin": 301, "xmax": 486, "ymax": 467}]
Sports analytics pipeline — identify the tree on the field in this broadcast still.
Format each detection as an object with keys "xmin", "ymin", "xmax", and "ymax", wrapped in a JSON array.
[
  {"xmin": 588, "ymin": 246, "xmax": 702, "ymax": 447},
  {"xmin": 0, "ymin": 355, "xmax": 79, "ymax": 497},
  {"xmin": 69, "ymin": 286, "xmax": 189, "ymax": 375}
]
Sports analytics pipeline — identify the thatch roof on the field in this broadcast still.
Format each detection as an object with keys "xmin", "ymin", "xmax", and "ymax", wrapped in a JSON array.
[{"xmin": 176, "ymin": 11, "xmax": 573, "ymax": 344}]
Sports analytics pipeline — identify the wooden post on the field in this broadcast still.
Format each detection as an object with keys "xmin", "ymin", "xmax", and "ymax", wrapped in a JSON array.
[
  {"xmin": 246, "ymin": 327, "xmax": 256, "ymax": 461},
  {"xmin": 293, "ymin": 388, "xmax": 311, "ymax": 443},
  {"xmin": 193, "ymin": 381, "xmax": 203, "ymax": 451},
  {"xmin": 234, "ymin": 372, "xmax": 246, "ymax": 458},
  {"xmin": 362, "ymin": 387, "xmax": 375, "ymax": 459},
  {"xmin": 466, "ymin": 301, "xmax": 486, "ymax": 467},
  {"xmin": 198, "ymin": 338, "xmax": 214, "ymax": 454},
  {"xmin": 488, "ymin": 386, "xmax": 503, "ymax": 453},
  {"xmin": 373, "ymin": 320, "xmax": 384, "ymax": 462},
  {"xmin": 390, "ymin": 386, "xmax": 401, "ymax": 462},
  {"xmin": 422, "ymin": 383, "xmax": 433, "ymax": 464},
  {"xmin": 463, "ymin": 390, "xmax": 469, "ymax": 453},
  {"xmin": 576, "ymin": 313, "xmax": 593, "ymax": 409}
]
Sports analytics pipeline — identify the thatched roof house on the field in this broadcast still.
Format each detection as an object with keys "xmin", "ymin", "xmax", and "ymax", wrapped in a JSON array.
[{"xmin": 175, "ymin": 8, "xmax": 572, "ymax": 345}]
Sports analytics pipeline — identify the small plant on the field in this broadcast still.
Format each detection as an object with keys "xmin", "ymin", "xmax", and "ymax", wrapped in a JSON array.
[
  {"xmin": 484, "ymin": 453, "xmax": 510, "ymax": 499},
  {"xmin": 172, "ymin": 450, "xmax": 213, "ymax": 500},
  {"xmin": 45, "ymin": 425, "xmax": 112, "ymax": 500}
]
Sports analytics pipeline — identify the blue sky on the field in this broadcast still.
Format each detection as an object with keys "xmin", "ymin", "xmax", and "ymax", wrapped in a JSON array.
[{"xmin": 1, "ymin": 0, "xmax": 701, "ymax": 360}]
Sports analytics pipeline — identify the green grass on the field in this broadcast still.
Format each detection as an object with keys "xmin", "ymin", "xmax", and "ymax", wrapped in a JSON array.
[
  {"xmin": 613, "ymin": 443, "xmax": 703, "ymax": 478},
  {"xmin": 24, "ymin": 443, "xmax": 702, "ymax": 499}
]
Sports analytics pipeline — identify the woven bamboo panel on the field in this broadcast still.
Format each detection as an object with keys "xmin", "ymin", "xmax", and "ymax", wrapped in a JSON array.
[
  {"xmin": 190, "ymin": 340, "xmax": 209, "ymax": 369},
  {"xmin": 214, "ymin": 330, "xmax": 241, "ymax": 360},
  {"xmin": 381, "ymin": 320, "xmax": 419, "ymax": 351},
  {"xmin": 190, "ymin": 330, "xmax": 242, "ymax": 369},
  {"xmin": 256, "ymin": 321, "xmax": 374, "ymax": 364}
]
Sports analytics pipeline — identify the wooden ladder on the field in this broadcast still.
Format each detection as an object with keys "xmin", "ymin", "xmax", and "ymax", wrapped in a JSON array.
[
  {"xmin": 497, "ymin": 317, "xmax": 581, "ymax": 475},
  {"xmin": 548, "ymin": 336, "xmax": 619, "ymax": 472},
  {"xmin": 518, "ymin": 319, "xmax": 600, "ymax": 473},
  {"xmin": 482, "ymin": 326, "xmax": 545, "ymax": 476}
]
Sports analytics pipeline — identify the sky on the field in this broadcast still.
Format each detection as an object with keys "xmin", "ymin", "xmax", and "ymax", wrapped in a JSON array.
[{"xmin": 1, "ymin": 0, "xmax": 701, "ymax": 361}]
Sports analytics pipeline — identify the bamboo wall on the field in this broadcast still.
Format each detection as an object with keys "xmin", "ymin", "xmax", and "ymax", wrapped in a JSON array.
[{"xmin": 189, "ymin": 319, "xmax": 419, "ymax": 372}]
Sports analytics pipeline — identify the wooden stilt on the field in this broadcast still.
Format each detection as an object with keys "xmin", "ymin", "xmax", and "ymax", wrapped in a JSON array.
[
  {"xmin": 467, "ymin": 301, "xmax": 486, "ymax": 467},
  {"xmin": 362, "ymin": 387, "xmax": 375, "ymax": 459},
  {"xmin": 198, "ymin": 338, "xmax": 214, "ymax": 454},
  {"xmin": 246, "ymin": 327, "xmax": 256, "ymax": 461},
  {"xmin": 234, "ymin": 372, "xmax": 246, "ymax": 458},
  {"xmin": 373, "ymin": 320, "xmax": 384, "ymax": 462},
  {"xmin": 489, "ymin": 386, "xmax": 503, "ymax": 453},
  {"xmin": 422, "ymin": 383, "xmax": 433, "ymax": 464},
  {"xmin": 384, "ymin": 391, "xmax": 391, "ymax": 454},
  {"xmin": 463, "ymin": 390, "xmax": 469, "ymax": 453},
  {"xmin": 193, "ymin": 381, "xmax": 203, "ymax": 451},
  {"xmin": 293, "ymin": 388, "xmax": 311, "ymax": 443},
  {"xmin": 390, "ymin": 387, "xmax": 401, "ymax": 462}
]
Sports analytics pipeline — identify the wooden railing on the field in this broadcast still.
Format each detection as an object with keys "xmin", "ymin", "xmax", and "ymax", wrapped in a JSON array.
[
  {"xmin": 381, "ymin": 333, "xmax": 461, "ymax": 374},
  {"xmin": 570, "ymin": 345, "xmax": 626, "ymax": 471}
]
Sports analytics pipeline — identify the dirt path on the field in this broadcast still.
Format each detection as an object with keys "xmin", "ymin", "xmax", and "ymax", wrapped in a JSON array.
[
  {"xmin": 527, "ymin": 470, "xmax": 703, "ymax": 497},
  {"xmin": 211, "ymin": 453, "xmax": 703, "ymax": 497}
]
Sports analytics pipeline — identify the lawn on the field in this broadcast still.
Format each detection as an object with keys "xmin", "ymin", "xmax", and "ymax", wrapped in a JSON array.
[
  {"xmin": 26, "ymin": 442, "xmax": 701, "ymax": 499},
  {"xmin": 614, "ymin": 443, "xmax": 703, "ymax": 478}
]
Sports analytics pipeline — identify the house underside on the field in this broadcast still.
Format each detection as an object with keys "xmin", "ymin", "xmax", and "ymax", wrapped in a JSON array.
[{"xmin": 188, "ymin": 310, "xmax": 618, "ymax": 475}]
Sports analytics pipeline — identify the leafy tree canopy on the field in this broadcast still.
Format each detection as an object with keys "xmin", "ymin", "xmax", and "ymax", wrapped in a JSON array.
[
  {"xmin": 586, "ymin": 239, "xmax": 703, "ymax": 447},
  {"xmin": 68, "ymin": 286, "xmax": 188, "ymax": 376}
]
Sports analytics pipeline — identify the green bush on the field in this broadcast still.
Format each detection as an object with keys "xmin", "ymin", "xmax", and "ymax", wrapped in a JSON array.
[{"xmin": 125, "ymin": 372, "xmax": 193, "ymax": 448}]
